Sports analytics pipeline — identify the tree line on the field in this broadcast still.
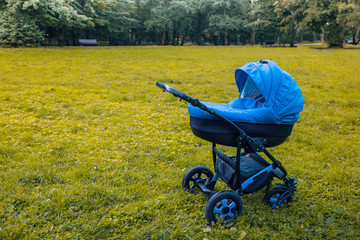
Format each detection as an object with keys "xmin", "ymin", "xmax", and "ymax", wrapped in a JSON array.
[{"xmin": 0, "ymin": 0, "xmax": 359, "ymax": 48}]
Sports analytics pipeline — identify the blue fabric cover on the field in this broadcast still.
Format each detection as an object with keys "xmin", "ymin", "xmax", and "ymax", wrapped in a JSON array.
[{"xmin": 188, "ymin": 60, "xmax": 304, "ymax": 125}]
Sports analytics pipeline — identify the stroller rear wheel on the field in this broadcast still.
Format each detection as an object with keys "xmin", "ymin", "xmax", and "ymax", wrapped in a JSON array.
[
  {"xmin": 182, "ymin": 166, "xmax": 214, "ymax": 193},
  {"xmin": 205, "ymin": 190, "xmax": 243, "ymax": 224}
]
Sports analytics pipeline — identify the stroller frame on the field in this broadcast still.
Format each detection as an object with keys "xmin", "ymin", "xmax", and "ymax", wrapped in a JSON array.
[{"xmin": 156, "ymin": 82, "xmax": 297, "ymax": 224}]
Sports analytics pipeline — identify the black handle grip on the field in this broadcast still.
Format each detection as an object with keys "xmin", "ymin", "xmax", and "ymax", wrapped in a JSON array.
[
  {"xmin": 156, "ymin": 82, "xmax": 184, "ymax": 98},
  {"xmin": 156, "ymin": 82, "xmax": 197, "ymax": 105}
]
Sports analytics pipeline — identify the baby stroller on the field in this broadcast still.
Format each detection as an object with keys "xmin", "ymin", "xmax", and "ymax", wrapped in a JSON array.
[{"xmin": 156, "ymin": 60, "xmax": 304, "ymax": 224}]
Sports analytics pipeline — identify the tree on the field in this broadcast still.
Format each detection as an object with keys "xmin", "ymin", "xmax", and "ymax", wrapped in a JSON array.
[
  {"xmin": 0, "ymin": 11, "xmax": 43, "ymax": 47},
  {"xmin": 275, "ymin": 0, "xmax": 306, "ymax": 47},
  {"xmin": 168, "ymin": 0, "xmax": 194, "ymax": 45},
  {"xmin": 145, "ymin": 0, "xmax": 172, "ymax": 45},
  {"xmin": 127, "ymin": 0, "xmax": 152, "ymax": 45},
  {"xmin": 300, "ymin": 0, "xmax": 360, "ymax": 47},
  {"xmin": 42, "ymin": 0, "xmax": 91, "ymax": 45},
  {"xmin": 0, "ymin": 0, "xmax": 44, "ymax": 47},
  {"xmin": 1, "ymin": 0, "xmax": 358, "ymax": 47},
  {"xmin": 205, "ymin": 0, "xmax": 245, "ymax": 45},
  {"xmin": 106, "ymin": 0, "xmax": 133, "ymax": 45},
  {"xmin": 337, "ymin": 1, "xmax": 360, "ymax": 45},
  {"xmin": 189, "ymin": 0, "xmax": 209, "ymax": 45},
  {"xmin": 245, "ymin": 0, "xmax": 276, "ymax": 45}
]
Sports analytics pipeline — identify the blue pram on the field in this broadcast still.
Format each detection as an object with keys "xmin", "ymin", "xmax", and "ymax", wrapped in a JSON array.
[{"xmin": 156, "ymin": 60, "xmax": 304, "ymax": 224}]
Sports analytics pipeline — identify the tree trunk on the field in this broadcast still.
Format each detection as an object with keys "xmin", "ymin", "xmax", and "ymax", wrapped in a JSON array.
[
  {"xmin": 161, "ymin": 30, "xmax": 166, "ymax": 45},
  {"xmin": 137, "ymin": 30, "xmax": 142, "ymax": 45},
  {"xmin": 59, "ymin": 30, "xmax": 64, "ymax": 46},
  {"xmin": 353, "ymin": 34, "xmax": 356, "ymax": 45},
  {"xmin": 196, "ymin": 13, "xmax": 202, "ymax": 45},
  {"xmin": 224, "ymin": 33, "xmax": 228, "ymax": 45},
  {"xmin": 213, "ymin": 36, "xmax": 218, "ymax": 46},
  {"xmin": 171, "ymin": 30, "xmax": 176, "ymax": 45},
  {"xmin": 354, "ymin": 34, "xmax": 360, "ymax": 45},
  {"xmin": 131, "ymin": 30, "xmax": 136, "ymax": 45},
  {"xmin": 224, "ymin": 8, "xmax": 228, "ymax": 45},
  {"xmin": 289, "ymin": 26, "xmax": 295, "ymax": 47},
  {"xmin": 197, "ymin": 29, "xmax": 201, "ymax": 45},
  {"xmin": 337, "ymin": 22, "xmax": 345, "ymax": 47},
  {"xmin": 320, "ymin": 31, "xmax": 324, "ymax": 43},
  {"xmin": 72, "ymin": 30, "xmax": 76, "ymax": 46},
  {"xmin": 180, "ymin": 35, "xmax": 185, "ymax": 46},
  {"xmin": 250, "ymin": 29, "xmax": 255, "ymax": 45}
]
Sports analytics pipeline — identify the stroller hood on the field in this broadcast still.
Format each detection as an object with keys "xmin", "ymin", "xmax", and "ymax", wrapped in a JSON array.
[{"xmin": 235, "ymin": 60, "xmax": 304, "ymax": 124}]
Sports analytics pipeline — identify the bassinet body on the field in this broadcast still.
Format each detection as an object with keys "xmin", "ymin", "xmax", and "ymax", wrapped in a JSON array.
[{"xmin": 188, "ymin": 60, "xmax": 304, "ymax": 147}]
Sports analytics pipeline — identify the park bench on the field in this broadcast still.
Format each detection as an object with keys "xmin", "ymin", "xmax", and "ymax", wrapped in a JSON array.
[{"xmin": 79, "ymin": 39, "xmax": 99, "ymax": 46}]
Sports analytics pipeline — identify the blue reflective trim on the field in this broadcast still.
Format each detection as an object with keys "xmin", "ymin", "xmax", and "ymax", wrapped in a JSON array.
[
  {"xmin": 211, "ymin": 173, "xmax": 218, "ymax": 182},
  {"xmin": 241, "ymin": 165, "xmax": 274, "ymax": 190}
]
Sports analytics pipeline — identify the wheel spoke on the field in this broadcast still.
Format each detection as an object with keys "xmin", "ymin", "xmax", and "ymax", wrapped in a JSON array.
[
  {"xmin": 221, "ymin": 199, "xmax": 228, "ymax": 208},
  {"xmin": 228, "ymin": 201, "xmax": 236, "ymax": 210},
  {"xmin": 195, "ymin": 173, "xmax": 200, "ymax": 180},
  {"xmin": 199, "ymin": 173, "xmax": 207, "ymax": 181},
  {"xmin": 228, "ymin": 212, "xmax": 235, "ymax": 219},
  {"xmin": 213, "ymin": 208, "xmax": 222, "ymax": 214}
]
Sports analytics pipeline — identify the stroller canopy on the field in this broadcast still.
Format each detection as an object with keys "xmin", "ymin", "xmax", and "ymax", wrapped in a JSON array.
[{"xmin": 188, "ymin": 60, "xmax": 304, "ymax": 125}]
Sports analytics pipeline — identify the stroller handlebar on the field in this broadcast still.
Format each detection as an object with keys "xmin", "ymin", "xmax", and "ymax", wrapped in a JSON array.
[{"xmin": 156, "ymin": 82, "xmax": 200, "ymax": 107}]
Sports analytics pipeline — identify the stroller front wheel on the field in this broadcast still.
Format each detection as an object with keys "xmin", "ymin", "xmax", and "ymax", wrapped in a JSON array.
[
  {"xmin": 264, "ymin": 188, "xmax": 293, "ymax": 209},
  {"xmin": 182, "ymin": 166, "xmax": 214, "ymax": 193},
  {"xmin": 205, "ymin": 190, "xmax": 243, "ymax": 225}
]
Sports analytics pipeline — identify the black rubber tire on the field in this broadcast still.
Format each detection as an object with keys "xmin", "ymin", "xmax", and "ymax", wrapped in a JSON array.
[
  {"xmin": 205, "ymin": 190, "xmax": 243, "ymax": 224},
  {"xmin": 264, "ymin": 188, "xmax": 292, "ymax": 209},
  {"xmin": 182, "ymin": 166, "xmax": 214, "ymax": 193}
]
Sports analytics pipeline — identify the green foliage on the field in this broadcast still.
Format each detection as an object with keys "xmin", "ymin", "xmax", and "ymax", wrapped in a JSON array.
[
  {"xmin": 0, "ymin": 11, "xmax": 43, "ymax": 47},
  {"xmin": 0, "ymin": 46, "xmax": 360, "ymax": 239},
  {"xmin": 300, "ymin": 0, "xmax": 360, "ymax": 47},
  {"xmin": 1, "ymin": 0, "xmax": 360, "ymax": 47}
]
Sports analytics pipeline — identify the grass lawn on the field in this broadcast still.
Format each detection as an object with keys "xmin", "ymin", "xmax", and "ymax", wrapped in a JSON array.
[{"xmin": 0, "ymin": 46, "xmax": 359, "ymax": 239}]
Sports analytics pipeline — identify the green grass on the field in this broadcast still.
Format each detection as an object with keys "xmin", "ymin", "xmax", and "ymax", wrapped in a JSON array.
[{"xmin": 0, "ymin": 46, "xmax": 359, "ymax": 239}]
